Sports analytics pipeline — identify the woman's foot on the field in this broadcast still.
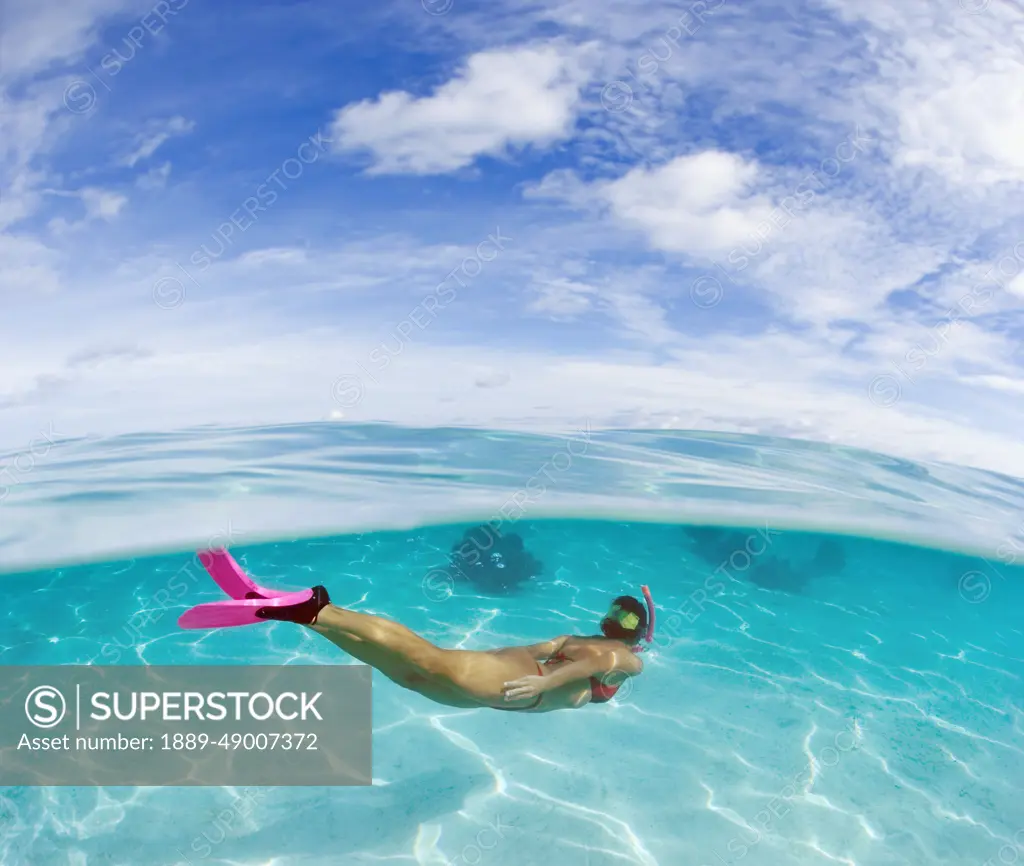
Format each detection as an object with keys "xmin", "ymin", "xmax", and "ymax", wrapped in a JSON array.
[{"xmin": 254, "ymin": 585, "xmax": 332, "ymax": 624}]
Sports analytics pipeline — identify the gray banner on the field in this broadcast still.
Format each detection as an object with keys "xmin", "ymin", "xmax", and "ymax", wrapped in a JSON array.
[{"xmin": 0, "ymin": 665, "xmax": 371, "ymax": 785}]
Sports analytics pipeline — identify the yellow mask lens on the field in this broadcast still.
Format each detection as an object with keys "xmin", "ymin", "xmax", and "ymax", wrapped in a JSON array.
[{"xmin": 618, "ymin": 611, "xmax": 639, "ymax": 630}]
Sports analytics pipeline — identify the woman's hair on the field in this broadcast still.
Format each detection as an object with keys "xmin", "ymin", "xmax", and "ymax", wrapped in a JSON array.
[{"xmin": 600, "ymin": 595, "xmax": 648, "ymax": 644}]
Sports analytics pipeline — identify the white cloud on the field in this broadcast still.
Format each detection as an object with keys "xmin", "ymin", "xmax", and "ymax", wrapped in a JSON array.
[
  {"xmin": 331, "ymin": 42, "xmax": 596, "ymax": 174},
  {"xmin": 1, "ymin": 1, "xmax": 142, "ymax": 298},
  {"xmin": 135, "ymin": 161, "xmax": 172, "ymax": 190},
  {"xmin": 45, "ymin": 187, "xmax": 128, "ymax": 234},
  {"xmin": 67, "ymin": 345, "xmax": 153, "ymax": 368},
  {"xmin": 80, "ymin": 187, "xmax": 127, "ymax": 219},
  {"xmin": 1008, "ymin": 270, "xmax": 1024, "ymax": 298},
  {"xmin": 531, "ymin": 146, "xmax": 938, "ymax": 328},
  {"xmin": 473, "ymin": 368, "xmax": 512, "ymax": 388},
  {"xmin": 0, "ymin": 81, "xmax": 72, "ymax": 230},
  {"xmin": 896, "ymin": 69, "xmax": 1024, "ymax": 185},
  {"xmin": 522, "ymin": 167, "xmax": 592, "ymax": 205},
  {"xmin": 0, "ymin": 234, "xmax": 62, "ymax": 295},
  {"xmin": 528, "ymin": 278, "xmax": 595, "ymax": 317},
  {"xmin": 599, "ymin": 151, "xmax": 774, "ymax": 255},
  {"xmin": 0, "ymin": 0, "xmax": 146, "ymax": 80},
  {"xmin": 120, "ymin": 116, "xmax": 195, "ymax": 167},
  {"xmin": 961, "ymin": 374, "xmax": 1024, "ymax": 395},
  {"xmin": 602, "ymin": 289, "xmax": 678, "ymax": 345},
  {"xmin": 0, "ymin": 1, "xmax": 145, "ymax": 223},
  {"xmin": 823, "ymin": 0, "xmax": 1024, "ymax": 187},
  {"xmin": 235, "ymin": 247, "xmax": 309, "ymax": 267}
]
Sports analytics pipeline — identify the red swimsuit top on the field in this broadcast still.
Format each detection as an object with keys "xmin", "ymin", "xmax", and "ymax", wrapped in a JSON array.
[{"xmin": 543, "ymin": 652, "xmax": 620, "ymax": 704}]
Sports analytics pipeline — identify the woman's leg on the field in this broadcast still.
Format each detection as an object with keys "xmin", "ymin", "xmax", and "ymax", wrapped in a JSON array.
[
  {"xmin": 258, "ymin": 589, "xmax": 540, "ymax": 707},
  {"xmin": 307, "ymin": 605, "xmax": 536, "ymax": 708},
  {"xmin": 308, "ymin": 604, "xmax": 458, "ymax": 691}
]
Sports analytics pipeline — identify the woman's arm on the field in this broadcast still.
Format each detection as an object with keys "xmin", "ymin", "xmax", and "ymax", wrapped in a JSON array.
[
  {"xmin": 536, "ymin": 647, "xmax": 639, "ymax": 692},
  {"xmin": 501, "ymin": 645, "xmax": 641, "ymax": 702}
]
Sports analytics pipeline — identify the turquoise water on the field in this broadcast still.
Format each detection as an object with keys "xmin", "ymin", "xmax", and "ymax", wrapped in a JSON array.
[{"xmin": 2, "ymin": 423, "xmax": 1024, "ymax": 865}]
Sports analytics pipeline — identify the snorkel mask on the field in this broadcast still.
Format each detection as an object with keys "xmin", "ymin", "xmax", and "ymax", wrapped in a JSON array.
[
  {"xmin": 601, "ymin": 586, "xmax": 656, "ymax": 653},
  {"xmin": 604, "ymin": 603, "xmax": 640, "ymax": 632}
]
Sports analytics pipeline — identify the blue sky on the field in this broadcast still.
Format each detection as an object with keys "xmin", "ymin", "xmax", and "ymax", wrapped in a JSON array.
[{"xmin": 3, "ymin": 0, "xmax": 1024, "ymax": 473}]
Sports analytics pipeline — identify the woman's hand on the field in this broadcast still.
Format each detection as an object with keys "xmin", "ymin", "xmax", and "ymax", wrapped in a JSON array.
[{"xmin": 502, "ymin": 675, "xmax": 546, "ymax": 701}]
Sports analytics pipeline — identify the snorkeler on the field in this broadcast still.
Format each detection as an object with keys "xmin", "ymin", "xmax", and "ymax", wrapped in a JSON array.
[{"xmin": 179, "ymin": 550, "xmax": 654, "ymax": 712}]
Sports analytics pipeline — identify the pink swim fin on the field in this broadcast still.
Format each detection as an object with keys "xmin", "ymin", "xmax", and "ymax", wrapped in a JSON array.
[
  {"xmin": 178, "ymin": 589, "xmax": 315, "ymax": 629},
  {"xmin": 178, "ymin": 548, "xmax": 329, "ymax": 630},
  {"xmin": 197, "ymin": 548, "xmax": 290, "ymax": 599}
]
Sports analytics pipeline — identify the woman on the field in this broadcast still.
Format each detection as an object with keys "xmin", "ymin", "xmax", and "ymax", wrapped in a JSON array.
[{"xmin": 179, "ymin": 551, "xmax": 652, "ymax": 713}]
